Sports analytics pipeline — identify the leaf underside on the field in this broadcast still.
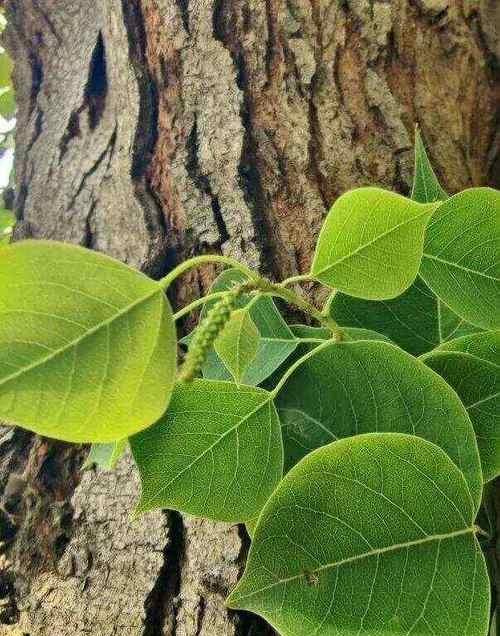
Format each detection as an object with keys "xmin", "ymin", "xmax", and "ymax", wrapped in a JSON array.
[
  {"xmin": 228, "ymin": 433, "xmax": 490, "ymax": 636},
  {"xmin": 0, "ymin": 241, "xmax": 177, "ymax": 443}
]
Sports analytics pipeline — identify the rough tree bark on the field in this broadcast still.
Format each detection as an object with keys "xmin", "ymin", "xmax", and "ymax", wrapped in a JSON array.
[{"xmin": 0, "ymin": 1, "xmax": 499, "ymax": 634}]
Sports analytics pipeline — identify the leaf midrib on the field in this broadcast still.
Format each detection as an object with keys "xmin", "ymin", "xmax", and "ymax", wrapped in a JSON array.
[
  {"xmin": 230, "ymin": 526, "xmax": 475, "ymax": 603},
  {"xmin": 315, "ymin": 206, "xmax": 434, "ymax": 278},
  {"xmin": 0, "ymin": 283, "xmax": 163, "ymax": 389}
]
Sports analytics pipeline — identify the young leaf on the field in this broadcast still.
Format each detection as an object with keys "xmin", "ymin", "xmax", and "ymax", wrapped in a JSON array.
[
  {"xmin": 275, "ymin": 340, "xmax": 482, "ymax": 509},
  {"xmin": 311, "ymin": 188, "xmax": 439, "ymax": 300},
  {"xmin": 227, "ymin": 433, "xmax": 490, "ymax": 636},
  {"xmin": 131, "ymin": 380, "xmax": 283, "ymax": 522},
  {"xmin": 214, "ymin": 308, "xmax": 259, "ymax": 383},
  {"xmin": 422, "ymin": 331, "xmax": 500, "ymax": 482},
  {"xmin": 0, "ymin": 240, "xmax": 177, "ymax": 443},
  {"xmin": 330, "ymin": 277, "xmax": 481, "ymax": 357},
  {"xmin": 182, "ymin": 269, "xmax": 297, "ymax": 385},
  {"xmin": 411, "ymin": 127, "xmax": 448, "ymax": 203},
  {"xmin": 83, "ymin": 439, "xmax": 128, "ymax": 471},
  {"xmin": 420, "ymin": 187, "xmax": 500, "ymax": 329}
]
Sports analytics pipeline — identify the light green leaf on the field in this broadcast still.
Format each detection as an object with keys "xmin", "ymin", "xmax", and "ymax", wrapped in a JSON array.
[
  {"xmin": 84, "ymin": 439, "xmax": 128, "ymax": 471},
  {"xmin": 183, "ymin": 269, "xmax": 297, "ymax": 386},
  {"xmin": 0, "ymin": 52, "xmax": 13, "ymax": 89},
  {"xmin": 422, "ymin": 331, "xmax": 500, "ymax": 482},
  {"xmin": 275, "ymin": 340, "xmax": 482, "ymax": 509},
  {"xmin": 214, "ymin": 308, "xmax": 260, "ymax": 383},
  {"xmin": 330, "ymin": 277, "xmax": 481, "ymax": 357},
  {"xmin": 411, "ymin": 127, "xmax": 448, "ymax": 203},
  {"xmin": 131, "ymin": 379, "xmax": 283, "ymax": 522},
  {"xmin": 420, "ymin": 187, "xmax": 500, "ymax": 329},
  {"xmin": 311, "ymin": 188, "xmax": 438, "ymax": 300},
  {"xmin": 228, "ymin": 433, "xmax": 490, "ymax": 636},
  {"xmin": 0, "ymin": 86, "xmax": 15, "ymax": 119},
  {"xmin": 0, "ymin": 240, "xmax": 177, "ymax": 443},
  {"xmin": 328, "ymin": 132, "xmax": 478, "ymax": 356}
]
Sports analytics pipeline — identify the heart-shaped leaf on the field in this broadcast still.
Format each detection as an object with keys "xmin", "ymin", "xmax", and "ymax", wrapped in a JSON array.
[
  {"xmin": 0, "ymin": 240, "xmax": 177, "ymax": 443},
  {"xmin": 311, "ymin": 188, "xmax": 438, "ymax": 300},
  {"xmin": 182, "ymin": 269, "xmax": 297, "ymax": 386},
  {"xmin": 131, "ymin": 379, "xmax": 283, "ymax": 522},
  {"xmin": 411, "ymin": 127, "xmax": 448, "ymax": 203},
  {"xmin": 420, "ymin": 187, "xmax": 500, "ymax": 329},
  {"xmin": 275, "ymin": 340, "xmax": 482, "ymax": 509},
  {"xmin": 330, "ymin": 277, "xmax": 481, "ymax": 357},
  {"xmin": 423, "ymin": 331, "xmax": 500, "ymax": 482},
  {"xmin": 214, "ymin": 308, "xmax": 260, "ymax": 383},
  {"xmin": 227, "ymin": 433, "xmax": 490, "ymax": 636}
]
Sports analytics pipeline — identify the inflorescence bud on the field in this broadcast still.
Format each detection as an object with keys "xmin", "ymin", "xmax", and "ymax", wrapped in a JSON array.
[{"xmin": 179, "ymin": 286, "xmax": 244, "ymax": 382}]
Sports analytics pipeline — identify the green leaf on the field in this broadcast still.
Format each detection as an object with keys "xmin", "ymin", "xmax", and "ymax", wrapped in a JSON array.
[
  {"xmin": 214, "ymin": 308, "xmax": 260, "ymax": 383},
  {"xmin": 0, "ymin": 87, "xmax": 15, "ymax": 119},
  {"xmin": 227, "ymin": 433, "xmax": 490, "ymax": 636},
  {"xmin": 0, "ymin": 52, "xmax": 13, "ymax": 89},
  {"xmin": 183, "ymin": 269, "xmax": 297, "ymax": 386},
  {"xmin": 411, "ymin": 127, "xmax": 448, "ymax": 203},
  {"xmin": 131, "ymin": 379, "xmax": 283, "ymax": 522},
  {"xmin": 422, "ymin": 331, "xmax": 500, "ymax": 482},
  {"xmin": 328, "ymin": 133, "xmax": 478, "ymax": 357},
  {"xmin": 84, "ymin": 439, "xmax": 128, "ymax": 471},
  {"xmin": 330, "ymin": 277, "xmax": 481, "ymax": 357},
  {"xmin": 0, "ymin": 240, "xmax": 177, "ymax": 443},
  {"xmin": 420, "ymin": 187, "xmax": 500, "ymax": 329},
  {"xmin": 275, "ymin": 340, "xmax": 482, "ymax": 509},
  {"xmin": 311, "ymin": 187, "xmax": 438, "ymax": 300}
]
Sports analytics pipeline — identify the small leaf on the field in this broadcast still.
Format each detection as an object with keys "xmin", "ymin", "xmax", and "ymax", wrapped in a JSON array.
[
  {"xmin": 183, "ymin": 269, "xmax": 297, "ymax": 385},
  {"xmin": 422, "ymin": 331, "xmax": 500, "ymax": 482},
  {"xmin": 0, "ymin": 240, "xmax": 177, "ymax": 443},
  {"xmin": 0, "ymin": 52, "xmax": 13, "ymax": 89},
  {"xmin": 84, "ymin": 439, "xmax": 128, "ymax": 471},
  {"xmin": 330, "ymin": 277, "xmax": 481, "ymax": 356},
  {"xmin": 411, "ymin": 127, "xmax": 448, "ymax": 203},
  {"xmin": 420, "ymin": 187, "xmax": 500, "ymax": 329},
  {"xmin": 227, "ymin": 433, "xmax": 490, "ymax": 636},
  {"xmin": 311, "ymin": 187, "xmax": 438, "ymax": 299},
  {"xmin": 214, "ymin": 308, "xmax": 260, "ymax": 383},
  {"xmin": 275, "ymin": 340, "xmax": 482, "ymax": 509},
  {"xmin": 131, "ymin": 380, "xmax": 283, "ymax": 522}
]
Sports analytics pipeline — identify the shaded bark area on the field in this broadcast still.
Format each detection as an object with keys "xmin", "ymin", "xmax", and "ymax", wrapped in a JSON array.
[{"xmin": 0, "ymin": 1, "xmax": 499, "ymax": 634}]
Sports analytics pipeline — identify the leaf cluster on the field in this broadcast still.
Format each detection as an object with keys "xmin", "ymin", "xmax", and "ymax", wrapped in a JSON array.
[{"xmin": 0, "ymin": 128, "xmax": 498, "ymax": 635}]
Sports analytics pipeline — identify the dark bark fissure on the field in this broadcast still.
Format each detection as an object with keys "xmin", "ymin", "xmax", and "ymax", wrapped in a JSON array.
[{"xmin": 143, "ymin": 511, "xmax": 185, "ymax": 636}]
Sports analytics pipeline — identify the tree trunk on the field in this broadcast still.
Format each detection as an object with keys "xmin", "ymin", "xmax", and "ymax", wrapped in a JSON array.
[{"xmin": 1, "ymin": 1, "xmax": 499, "ymax": 634}]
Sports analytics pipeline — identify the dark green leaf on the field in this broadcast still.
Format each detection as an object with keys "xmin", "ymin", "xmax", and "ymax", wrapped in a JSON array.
[
  {"xmin": 275, "ymin": 340, "xmax": 482, "ymax": 509},
  {"xmin": 228, "ymin": 433, "xmax": 489, "ymax": 636},
  {"xmin": 131, "ymin": 380, "xmax": 283, "ymax": 522},
  {"xmin": 422, "ymin": 331, "xmax": 500, "ymax": 482}
]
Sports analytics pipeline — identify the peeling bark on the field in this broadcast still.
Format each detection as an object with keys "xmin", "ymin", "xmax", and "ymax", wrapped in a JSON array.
[{"xmin": 1, "ymin": 1, "xmax": 499, "ymax": 634}]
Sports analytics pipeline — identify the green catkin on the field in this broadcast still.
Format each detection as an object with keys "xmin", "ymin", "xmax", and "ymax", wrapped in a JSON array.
[{"xmin": 179, "ymin": 288, "xmax": 242, "ymax": 382}]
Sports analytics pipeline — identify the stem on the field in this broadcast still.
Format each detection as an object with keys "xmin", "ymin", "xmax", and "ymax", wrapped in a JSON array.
[
  {"xmin": 159, "ymin": 254, "xmax": 258, "ymax": 291},
  {"xmin": 271, "ymin": 339, "xmax": 336, "ymax": 397},
  {"xmin": 258, "ymin": 282, "xmax": 344, "ymax": 340},
  {"xmin": 280, "ymin": 273, "xmax": 315, "ymax": 287},
  {"xmin": 173, "ymin": 291, "xmax": 230, "ymax": 321}
]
